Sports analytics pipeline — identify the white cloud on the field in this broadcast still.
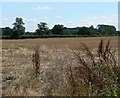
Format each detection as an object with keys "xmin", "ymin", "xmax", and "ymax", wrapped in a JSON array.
[
  {"xmin": 86, "ymin": 15, "xmax": 118, "ymax": 29},
  {"xmin": 25, "ymin": 23, "xmax": 37, "ymax": 32},
  {"xmin": 1, "ymin": 18, "xmax": 13, "ymax": 28},
  {"xmin": 24, "ymin": 18, "xmax": 38, "ymax": 32},
  {"xmin": 26, "ymin": 18, "xmax": 37, "ymax": 24},
  {"xmin": 64, "ymin": 14, "xmax": 118, "ymax": 30},
  {"xmin": 33, "ymin": 6, "xmax": 52, "ymax": 10}
]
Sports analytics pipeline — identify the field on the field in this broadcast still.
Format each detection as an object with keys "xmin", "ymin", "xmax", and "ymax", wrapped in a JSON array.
[
  {"xmin": 2, "ymin": 36, "xmax": 119, "ymax": 96},
  {"xmin": 2, "ymin": 36, "xmax": 118, "ymax": 50}
]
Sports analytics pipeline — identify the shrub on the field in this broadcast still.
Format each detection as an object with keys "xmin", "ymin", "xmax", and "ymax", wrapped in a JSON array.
[{"xmin": 69, "ymin": 39, "xmax": 119, "ymax": 96}]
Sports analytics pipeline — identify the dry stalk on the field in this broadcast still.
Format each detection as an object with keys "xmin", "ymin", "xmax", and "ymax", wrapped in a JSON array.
[
  {"xmin": 32, "ymin": 46, "xmax": 41, "ymax": 78},
  {"xmin": 71, "ymin": 40, "xmax": 119, "ymax": 96}
]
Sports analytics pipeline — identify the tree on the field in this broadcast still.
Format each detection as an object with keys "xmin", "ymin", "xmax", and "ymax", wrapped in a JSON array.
[
  {"xmin": 2, "ymin": 27, "xmax": 13, "ymax": 37},
  {"xmin": 77, "ymin": 27, "xmax": 90, "ymax": 36},
  {"xmin": 97, "ymin": 25, "xmax": 116, "ymax": 35},
  {"xmin": 35, "ymin": 22, "xmax": 49, "ymax": 35},
  {"xmin": 89, "ymin": 25, "xmax": 99, "ymax": 36},
  {"xmin": 12, "ymin": 17, "xmax": 25, "ymax": 38},
  {"xmin": 51, "ymin": 24, "xmax": 64, "ymax": 35}
]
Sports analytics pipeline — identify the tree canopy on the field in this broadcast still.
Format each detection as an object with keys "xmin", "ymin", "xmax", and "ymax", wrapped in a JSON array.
[
  {"xmin": 51, "ymin": 24, "xmax": 64, "ymax": 35},
  {"xmin": 1, "ymin": 17, "xmax": 119, "ymax": 39},
  {"xmin": 35, "ymin": 22, "xmax": 49, "ymax": 35},
  {"xmin": 12, "ymin": 17, "xmax": 25, "ymax": 38},
  {"xmin": 97, "ymin": 25, "xmax": 116, "ymax": 35}
]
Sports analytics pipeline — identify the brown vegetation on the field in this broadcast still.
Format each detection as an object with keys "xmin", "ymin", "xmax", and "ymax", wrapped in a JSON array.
[
  {"xmin": 2, "ymin": 36, "xmax": 118, "ymax": 50},
  {"xmin": 2, "ymin": 37, "xmax": 119, "ymax": 96}
]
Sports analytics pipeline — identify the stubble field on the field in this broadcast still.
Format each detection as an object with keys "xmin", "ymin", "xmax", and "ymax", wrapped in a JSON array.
[
  {"xmin": 2, "ymin": 36, "xmax": 118, "ymax": 50},
  {"xmin": 2, "ymin": 36, "xmax": 119, "ymax": 96}
]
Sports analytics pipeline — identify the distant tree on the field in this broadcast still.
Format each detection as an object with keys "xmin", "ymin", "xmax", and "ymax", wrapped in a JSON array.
[
  {"xmin": 63, "ymin": 28, "xmax": 71, "ymax": 35},
  {"xmin": 12, "ymin": 17, "xmax": 25, "ymax": 38},
  {"xmin": 51, "ymin": 24, "xmax": 64, "ymax": 35},
  {"xmin": 2, "ymin": 27, "xmax": 13, "ymax": 37},
  {"xmin": 77, "ymin": 27, "xmax": 90, "ymax": 35},
  {"xmin": 35, "ymin": 22, "xmax": 49, "ymax": 35},
  {"xmin": 89, "ymin": 25, "xmax": 99, "ymax": 36},
  {"xmin": 97, "ymin": 25, "xmax": 116, "ymax": 35}
]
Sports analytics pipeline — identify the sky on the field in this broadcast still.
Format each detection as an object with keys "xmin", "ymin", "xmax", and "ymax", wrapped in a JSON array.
[{"xmin": 1, "ymin": 2, "xmax": 118, "ymax": 32}]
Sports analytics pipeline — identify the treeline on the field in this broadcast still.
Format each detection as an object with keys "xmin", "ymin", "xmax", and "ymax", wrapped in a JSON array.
[{"xmin": 1, "ymin": 17, "xmax": 119, "ymax": 39}]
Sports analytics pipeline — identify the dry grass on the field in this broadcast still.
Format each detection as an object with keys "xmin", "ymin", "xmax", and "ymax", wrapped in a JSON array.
[
  {"xmin": 2, "ymin": 36, "xmax": 118, "ymax": 50},
  {"xmin": 2, "ymin": 37, "xmax": 119, "ymax": 96},
  {"xmin": 68, "ymin": 39, "xmax": 119, "ymax": 96}
]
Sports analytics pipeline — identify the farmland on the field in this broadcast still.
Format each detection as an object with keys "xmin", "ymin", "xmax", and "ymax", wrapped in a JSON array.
[
  {"xmin": 2, "ymin": 36, "xmax": 118, "ymax": 50},
  {"xmin": 2, "ymin": 36, "xmax": 119, "ymax": 96}
]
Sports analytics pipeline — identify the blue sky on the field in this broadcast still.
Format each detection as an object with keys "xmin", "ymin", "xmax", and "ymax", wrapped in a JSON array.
[{"xmin": 2, "ymin": 2, "xmax": 118, "ymax": 32}]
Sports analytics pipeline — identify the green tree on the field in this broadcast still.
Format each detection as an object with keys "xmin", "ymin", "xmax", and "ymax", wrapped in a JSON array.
[
  {"xmin": 77, "ymin": 27, "xmax": 90, "ymax": 36},
  {"xmin": 12, "ymin": 17, "xmax": 25, "ymax": 38},
  {"xmin": 35, "ymin": 22, "xmax": 49, "ymax": 35},
  {"xmin": 89, "ymin": 25, "xmax": 99, "ymax": 36},
  {"xmin": 51, "ymin": 24, "xmax": 64, "ymax": 35},
  {"xmin": 2, "ymin": 27, "xmax": 13, "ymax": 37},
  {"xmin": 97, "ymin": 25, "xmax": 116, "ymax": 35}
]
